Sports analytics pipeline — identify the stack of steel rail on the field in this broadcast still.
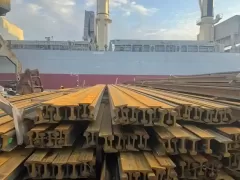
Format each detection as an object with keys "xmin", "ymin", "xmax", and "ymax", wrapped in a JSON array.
[
  {"xmin": 106, "ymin": 84, "xmax": 239, "ymax": 180},
  {"xmin": 0, "ymin": 89, "xmax": 78, "ymax": 180},
  {"xmin": 24, "ymin": 85, "xmax": 105, "ymax": 179},
  {"xmin": 0, "ymin": 81, "xmax": 239, "ymax": 180},
  {"xmin": 131, "ymin": 71, "xmax": 240, "ymax": 100}
]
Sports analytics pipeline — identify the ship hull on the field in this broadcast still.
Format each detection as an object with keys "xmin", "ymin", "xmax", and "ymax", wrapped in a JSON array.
[
  {"xmin": 0, "ymin": 73, "xmax": 166, "ymax": 89},
  {"xmin": 2, "ymin": 50, "xmax": 240, "ymax": 89}
]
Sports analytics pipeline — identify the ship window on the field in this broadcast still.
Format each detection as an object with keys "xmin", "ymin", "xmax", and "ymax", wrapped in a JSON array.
[
  {"xmin": 199, "ymin": 46, "xmax": 209, "ymax": 52},
  {"xmin": 114, "ymin": 45, "xmax": 121, "ymax": 51},
  {"xmin": 188, "ymin": 45, "xmax": 198, "ymax": 52},
  {"xmin": 166, "ymin": 45, "xmax": 175, "ymax": 52},
  {"xmin": 199, "ymin": 46, "xmax": 215, "ymax": 52},
  {"xmin": 151, "ymin": 46, "xmax": 154, "ymax": 52},
  {"xmin": 132, "ymin": 45, "xmax": 142, "ymax": 52},
  {"xmin": 125, "ymin": 45, "xmax": 132, "ymax": 51},
  {"xmin": 181, "ymin": 45, "xmax": 187, "ymax": 52},
  {"xmin": 143, "ymin": 45, "xmax": 150, "ymax": 52},
  {"xmin": 208, "ymin": 46, "xmax": 215, "ymax": 52},
  {"xmin": 176, "ymin": 46, "xmax": 180, "ymax": 52},
  {"xmin": 155, "ymin": 45, "xmax": 165, "ymax": 52}
]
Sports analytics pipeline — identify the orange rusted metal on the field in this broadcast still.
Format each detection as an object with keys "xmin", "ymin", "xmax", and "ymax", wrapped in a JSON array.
[{"xmin": 36, "ymin": 85, "xmax": 105, "ymax": 123}]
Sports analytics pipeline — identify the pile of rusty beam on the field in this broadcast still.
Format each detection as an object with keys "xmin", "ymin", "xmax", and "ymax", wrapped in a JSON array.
[
  {"xmin": 0, "ymin": 90, "xmax": 77, "ymax": 179},
  {"xmin": 108, "ymin": 85, "xmax": 178, "ymax": 126},
  {"xmin": 0, "ymin": 90, "xmax": 71, "ymax": 152},
  {"xmin": 0, "ymin": 149, "xmax": 33, "ymax": 180},
  {"xmin": 106, "ymin": 85, "xmax": 239, "ymax": 180},
  {"xmin": 24, "ymin": 148, "xmax": 96, "ymax": 179},
  {"xmin": 214, "ymin": 127, "xmax": 240, "ymax": 177},
  {"xmin": 22, "ymin": 85, "xmax": 106, "ymax": 179},
  {"xmin": 35, "ymin": 85, "xmax": 105, "ymax": 124},
  {"xmin": 118, "ymin": 152, "xmax": 176, "ymax": 180},
  {"xmin": 25, "ymin": 122, "xmax": 88, "ymax": 148},
  {"xmin": 120, "ymin": 85, "xmax": 235, "ymax": 125},
  {"xmin": 115, "ymin": 124, "xmax": 239, "ymax": 179},
  {"xmin": 1, "ymin": 82, "xmax": 239, "ymax": 180},
  {"xmin": 131, "ymin": 72, "xmax": 240, "ymax": 101},
  {"xmin": 83, "ymin": 103, "xmax": 105, "ymax": 148},
  {"xmin": 129, "ymin": 71, "xmax": 240, "ymax": 86}
]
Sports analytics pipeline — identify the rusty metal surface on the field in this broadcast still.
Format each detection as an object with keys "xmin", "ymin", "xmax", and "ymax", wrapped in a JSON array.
[
  {"xmin": 174, "ymin": 154, "xmax": 223, "ymax": 179},
  {"xmin": 112, "ymin": 125, "xmax": 150, "ymax": 152},
  {"xmin": 216, "ymin": 127, "xmax": 240, "ymax": 151},
  {"xmin": 24, "ymin": 147, "xmax": 96, "ymax": 179},
  {"xmin": 129, "ymin": 86, "xmax": 234, "ymax": 125},
  {"xmin": 119, "ymin": 152, "xmax": 160, "ymax": 180},
  {"xmin": 84, "ymin": 103, "xmax": 105, "ymax": 148},
  {"xmin": 222, "ymin": 151, "xmax": 240, "ymax": 172},
  {"xmin": 100, "ymin": 156, "xmax": 111, "ymax": 180},
  {"xmin": 183, "ymin": 125, "xmax": 215, "ymax": 154},
  {"xmin": 0, "ymin": 81, "xmax": 239, "ymax": 180},
  {"xmin": 35, "ymin": 85, "xmax": 105, "ymax": 123},
  {"xmin": 0, "ymin": 149, "xmax": 33, "ymax": 180},
  {"xmin": 108, "ymin": 85, "xmax": 178, "ymax": 126},
  {"xmin": 137, "ymin": 82, "xmax": 240, "ymax": 101},
  {"xmin": 0, "ymin": 90, "xmax": 75, "ymax": 151},
  {"xmin": 26, "ymin": 122, "xmax": 87, "ymax": 148},
  {"xmin": 99, "ymin": 103, "xmax": 117, "ymax": 153}
]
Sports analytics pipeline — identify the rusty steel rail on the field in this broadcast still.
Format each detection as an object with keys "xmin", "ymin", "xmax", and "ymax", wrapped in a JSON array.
[
  {"xmin": 35, "ymin": 85, "xmax": 105, "ymax": 124},
  {"xmin": 6, "ymin": 88, "xmax": 80, "ymax": 103},
  {"xmin": 0, "ymin": 91, "xmax": 72, "ymax": 151},
  {"xmin": 153, "ymin": 126, "xmax": 200, "ymax": 155},
  {"xmin": 0, "ymin": 82, "xmax": 238, "ymax": 180},
  {"xmin": 7, "ymin": 91, "xmax": 57, "ymax": 103},
  {"xmin": 156, "ymin": 89, "xmax": 240, "ymax": 124},
  {"xmin": 113, "ymin": 125, "xmax": 150, "ymax": 152},
  {"xmin": 122, "ymin": 85, "xmax": 197, "ymax": 121},
  {"xmin": 139, "ymin": 83, "xmax": 240, "ymax": 101},
  {"xmin": 0, "ymin": 92, "xmax": 66, "ymax": 118},
  {"xmin": 175, "ymin": 154, "xmax": 222, "ymax": 179},
  {"xmin": 83, "ymin": 103, "xmax": 105, "ymax": 148},
  {"xmin": 151, "ymin": 124, "xmax": 238, "ymax": 156},
  {"xmin": 0, "ymin": 149, "xmax": 33, "ymax": 180},
  {"xmin": 119, "ymin": 152, "xmax": 175, "ymax": 180},
  {"xmin": 99, "ymin": 103, "xmax": 117, "ymax": 153},
  {"xmin": 222, "ymin": 151, "xmax": 240, "ymax": 172},
  {"xmin": 129, "ymin": 86, "xmax": 234, "ymax": 125},
  {"xmin": 24, "ymin": 148, "xmax": 96, "ymax": 179},
  {"xmin": 205, "ymin": 129, "xmax": 233, "ymax": 158},
  {"xmin": 100, "ymin": 156, "xmax": 111, "ymax": 180},
  {"xmin": 108, "ymin": 85, "xmax": 178, "ymax": 126},
  {"xmin": 216, "ymin": 127, "xmax": 240, "ymax": 151},
  {"xmin": 216, "ymin": 170, "xmax": 235, "ymax": 180},
  {"xmin": 0, "ymin": 116, "xmax": 33, "ymax": 152},
  {"xmin": 153, "ymin": 125, "xmax": 202, "ymax": 155},
  {"xmin": 183, "ymin": 125, "xmax": 215, "ymax": 154},
  {"xmin": 26, "ymin": 122, "xmax": 87, "ymax": 148},
  {"xmin": 0, "ymin": 119, "xmax": 33, "ymax": 152}
]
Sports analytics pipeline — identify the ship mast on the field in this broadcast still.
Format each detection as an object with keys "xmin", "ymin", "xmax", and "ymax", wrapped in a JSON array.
[
  {"xmin": 96, "ymin": 0, "xmax": 112, "ymax": 51},
  {"xmin": 197, "ymin": 0, "xmax": 222, "ymax": 41}
]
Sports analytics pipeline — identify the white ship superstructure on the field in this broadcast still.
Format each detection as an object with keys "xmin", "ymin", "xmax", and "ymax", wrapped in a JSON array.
[{"xmin": 1, "ymin": 0, "xmax": 240, "ymax": 89}]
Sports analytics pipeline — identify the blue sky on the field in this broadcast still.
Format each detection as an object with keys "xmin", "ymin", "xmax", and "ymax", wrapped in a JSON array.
[{"xmin": 6, "ymin": 0, "xmax": 240, "ymax": 41}]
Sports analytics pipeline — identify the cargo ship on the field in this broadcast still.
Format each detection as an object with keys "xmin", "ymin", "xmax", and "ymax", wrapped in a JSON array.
[
  {"xmin": 1, "ymin": 45, "xmax": 240, "ymax": 89},
  {"xmin": 1, "ymin": 0, "xmax": 240, "ymax": 89}
]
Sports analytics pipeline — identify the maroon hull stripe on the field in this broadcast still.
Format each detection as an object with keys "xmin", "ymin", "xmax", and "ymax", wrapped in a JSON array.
[{"xmin": 0, "ymin": 73, "xmax": 167, "ymax": 89}]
